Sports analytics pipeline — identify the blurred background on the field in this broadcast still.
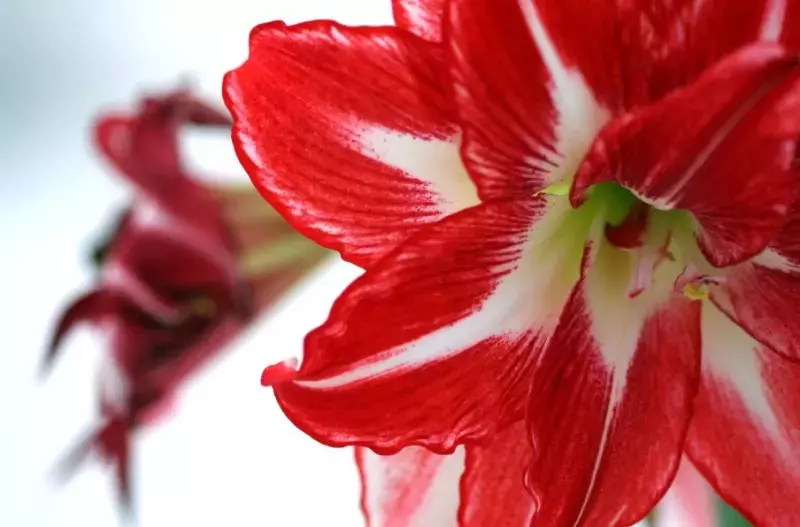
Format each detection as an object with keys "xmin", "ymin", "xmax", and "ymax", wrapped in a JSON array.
[{"xmin": 0, "ymin": 1, "xmax": 386, "ymax": 525}]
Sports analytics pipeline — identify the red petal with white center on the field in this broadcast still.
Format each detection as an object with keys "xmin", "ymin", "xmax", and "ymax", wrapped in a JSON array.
[
  {"xmin": 446, "ymin": 0, "xmax": 778, "ymax": 201},
  {"xmin": 392, "ymin": 0, "xmax": 445, "ymax": 42},
  {"xmin": 263, "ymin": 198, "xmax": 584, "ymax": 451},
  {"xmin": 224, "ymin": 21, "xmax": 478, "ymax": 269},
  {"xmin": 447, "ymin": 0, "xmax": 610, "ymax": 200},
  {"xmin": 458, "ymin": 421, "xmax": 535, "ymax": 526},
  {"xmin": 711, "ymin": 254, "xmax": 800, "ymax": 362},
  {"xmin": 655, "ymin": 458, "xmax": 716, "ymax": 527},
  {"xmin": 685, "ymin": 303, "xmax": 800, "ymax": 526},
  {"xmin": 525, "ymin": 241, "xmax": 701, "ymax": 526},
  {"xmin": 572, "ymin": 44, "xmax": 800, "ymax": 267},
  {"xmin": 357, "ymin": 446, "xmax": 463, "ymax": 527}
]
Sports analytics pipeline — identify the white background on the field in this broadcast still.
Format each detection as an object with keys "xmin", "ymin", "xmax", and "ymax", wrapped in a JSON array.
[{"xmin": 1, "ymin": 1, "xmax": 383, "ymax": 525}]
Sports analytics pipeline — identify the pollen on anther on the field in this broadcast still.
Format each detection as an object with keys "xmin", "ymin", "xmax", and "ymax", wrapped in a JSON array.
[{"xmin": 682, "ymin": 282, "xmax": 709, "ymax": 301}]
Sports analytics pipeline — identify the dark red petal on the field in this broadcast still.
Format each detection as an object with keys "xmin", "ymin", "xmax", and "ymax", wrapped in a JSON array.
[
  {"xmin": 107, "ymin": 205, "xmax": 244, "ymax": 315},
  {"xmin": 572, "ymin": 44, "xmax": 800, "ymax": 267},
  {"xmin": 54, "ymin": 418, "xmax": 133, "ymax": 513},
  {"xmin": 357, "ymin": 446, "xmax": 463, "ymax": 526},
  {"xmin": 448, "ymin": 0, "xmax": 611, "ymax": 200},
  {"xmin": 782, "ymin": 1, "xmax": 800, "ymax": 51},
  {"xmin": 94, "ymin": 91, "xmax": 228, "ymax": 210},
  {"xmin": 224, "ymin": 21, "xmax": 478, "ymax": 269},
  {"xmin": 268, "ymin": 199, "xmax": 581, "ymax": 452},
  {"xmin": 44, "ymin": 289, "xmax": 118, "ymax": 374},
  {"xmin": 392, "ymin": 0, "xmax": 445, "ymax": 42},
  {"xmin": 685, "ymin": 304, "xmax": 800, "ymax": 526},
  {"xmin": 526, "ymin": 243, "xmax": 701, "ymax": 526},
  {"xmin": 458, "ymin": 421, "xmax": 535, "ymax": 526}
]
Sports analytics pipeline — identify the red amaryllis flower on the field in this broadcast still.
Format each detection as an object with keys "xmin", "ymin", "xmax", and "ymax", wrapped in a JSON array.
[
  {"xmin": 225, "ymin": 1, "xmax": 800, "ymax": 525},
  {"xmin": 44, "ymin": 89, "xmax": 329, "ymax": 509}
]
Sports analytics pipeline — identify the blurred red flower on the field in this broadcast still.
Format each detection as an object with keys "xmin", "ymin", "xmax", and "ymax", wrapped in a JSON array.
[{"xmin": 44, "ymin": 89, "xmax": 329, "ymax": 510}]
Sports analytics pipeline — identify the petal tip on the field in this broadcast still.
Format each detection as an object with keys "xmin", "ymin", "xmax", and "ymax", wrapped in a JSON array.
[{"xmin": 260, "ymin": 357, "xmax": 299, "ymax": 386}]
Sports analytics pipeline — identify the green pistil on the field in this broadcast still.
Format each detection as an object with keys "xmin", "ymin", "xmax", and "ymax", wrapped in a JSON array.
[
  {"xmin": 586, "ymin": 182, "xmax": 637, "ymax": 227},
  {"xmin": 538, "ymin": 181, "xmax": 637, "ymax": 227}
]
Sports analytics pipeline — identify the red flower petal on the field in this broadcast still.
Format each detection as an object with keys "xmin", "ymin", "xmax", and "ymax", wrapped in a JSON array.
[
  {"xmin": 572, "ymin": 44, "xmax": 800, "ymax": 267},
  {"xmin": 224, "ymin": 21, "xmax": 478, "ymax": 269},
  {"xmin": 447, "ymin": 0, "xmax": 611, "ymax": 200},
  {"xmin": 357, "ymin": 446, "xmax": 463, "ymax": 527},
  {"xmin": 525, "ymin": 242, "xmax": 701, "ymax": 526},
  {"xmin": 392, "ymin": 0, "xmax": 445, "ymax": 42},
  {"xmin": 43, "ymin": 289, "xmax": 119, "ymax": 374},
  {"xmin": 266, "ymin": 198, "xmax": 582, "ymax": 452},
  {"xmin": 458, "ymin": 421, "xmax": 536, "ymax": 526},
  {"xmin": 446, "ymin": 0, "xmax": 777, "ymax": 202},
  {"xmin": 782, "ymin": 1, "xmax": 800, "ymax": 51},
  {"xmin": 94, "ymin": 91, "xmax": 230, "ymax": 213},
  {"xmin": 685, "ymin": 304, "xmax": 800, "ymax": 526},
  {"xmin": 711, "ymin": 253, "xmax": 800, "ymax": 362}
]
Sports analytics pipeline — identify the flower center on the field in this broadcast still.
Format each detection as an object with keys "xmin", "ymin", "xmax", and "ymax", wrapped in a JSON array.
[{"xmin": 555, "ymin": 181, "xmax": 725, "ymax": 302}]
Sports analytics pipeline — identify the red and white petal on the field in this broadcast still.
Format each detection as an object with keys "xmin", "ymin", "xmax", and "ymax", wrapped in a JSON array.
[
  {"xmin": 458, "ymin": 421, "xmax": 536, "ymax": 527},
  {"xmin": 263, "ymin": 198, "xmax": 585, "ymax": 451},
  {"xmin": 392, "ymin": 0, "xmax": 445, "ymax": 42},
  {"xmin": 711, "ymin": 251, "xmax": 800, "ymax": 362},
  {"xmin": 525, "ymin": 241, "xmax": 702, "ymax": 526},
  {"xmin": 224, "ymin": 21, "xmax": 478, "ymax": 269},
  {"xmin": 685, "ymin": 303, "xmax": 800, "ymax": 526},
  {"xmin": 447, "ymin": 0, "xmax": 611, "ymax": 200},
  {"xmin": 446, "ymin": 0, "xmax": 778, "ymax": 202},
  {"xmin": 655, "ymin": 457, "xmax": 716, "ymax": 527},
  {"xmin": 357, "ymin": 446, "xmax": 463, "ymax": 527},
  {"xmin": 760, "ymin": 0, "xmax": 794, "ymax": 44},
  {"xmin": 572, "ymin": 44, "xmax": 800, "ymax": 267}
]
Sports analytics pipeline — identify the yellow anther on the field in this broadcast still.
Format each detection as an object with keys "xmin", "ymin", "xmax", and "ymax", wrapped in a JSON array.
[
  {"xmin": 535, "ymin": 181, "xmax": 570, "ymax": 197},
  {"xmin": 682, "ymin": 282, "xmax": 709, "ymax": 302},
  {"xmin": 186, "ymin": 296, "xmax": 217, "ymax": 317}
]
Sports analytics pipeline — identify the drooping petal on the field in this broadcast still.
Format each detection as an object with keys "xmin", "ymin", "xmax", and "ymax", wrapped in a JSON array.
[
  {"xmin": 685, "ymin": 303, "xmax": 800, "ymax": 526},
  {"xmin": 262, "ymin": 198, "xmax": 586, "ymax": 452},
  {"xmin": 224, "ymin": 21, "xmax": 478, "ymax": 269},
  {"xmin": 655, "ymin": 457, "xmax": 716, "ymax": 527},
  {"xmin": 447, "ymin": 0, "xmax": 610, "ymax": 200},
  {"xmin": 572, "ymin": 44, "xmax": 800, "ymax": 267},
  {"xmin": 95, "ymin": 90, "xmax": 230, "ymax": 180},
  {"xmin": 392, "ymin": 0, "xmax": 445, "ymax": 42},
  {"xmin": 458, "ymin": 421, "xmax": 535, "ymax": 527},
  {"xmin": 54, "ymin": 418, "xmax": 133, "ymax": 513},
  {"xmin": 357, "ymin": 446, "xmax": 463, "ymax": 527},
  {"xmin": 525, "ymin": 240, "xmax": 702, "ymax": 526},
  {"xmin": 44, "ymin": 289, "xmax": 119, "ymax": 374}
]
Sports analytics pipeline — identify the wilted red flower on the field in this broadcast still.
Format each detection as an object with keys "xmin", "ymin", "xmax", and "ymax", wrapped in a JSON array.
[
  {"xmin": 225, "ymin": 0, "xmax": 800, "ymax": 525},
  {"xmin": 45, "ymin": 89, "xmax": 329, "ymax": 509}
]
